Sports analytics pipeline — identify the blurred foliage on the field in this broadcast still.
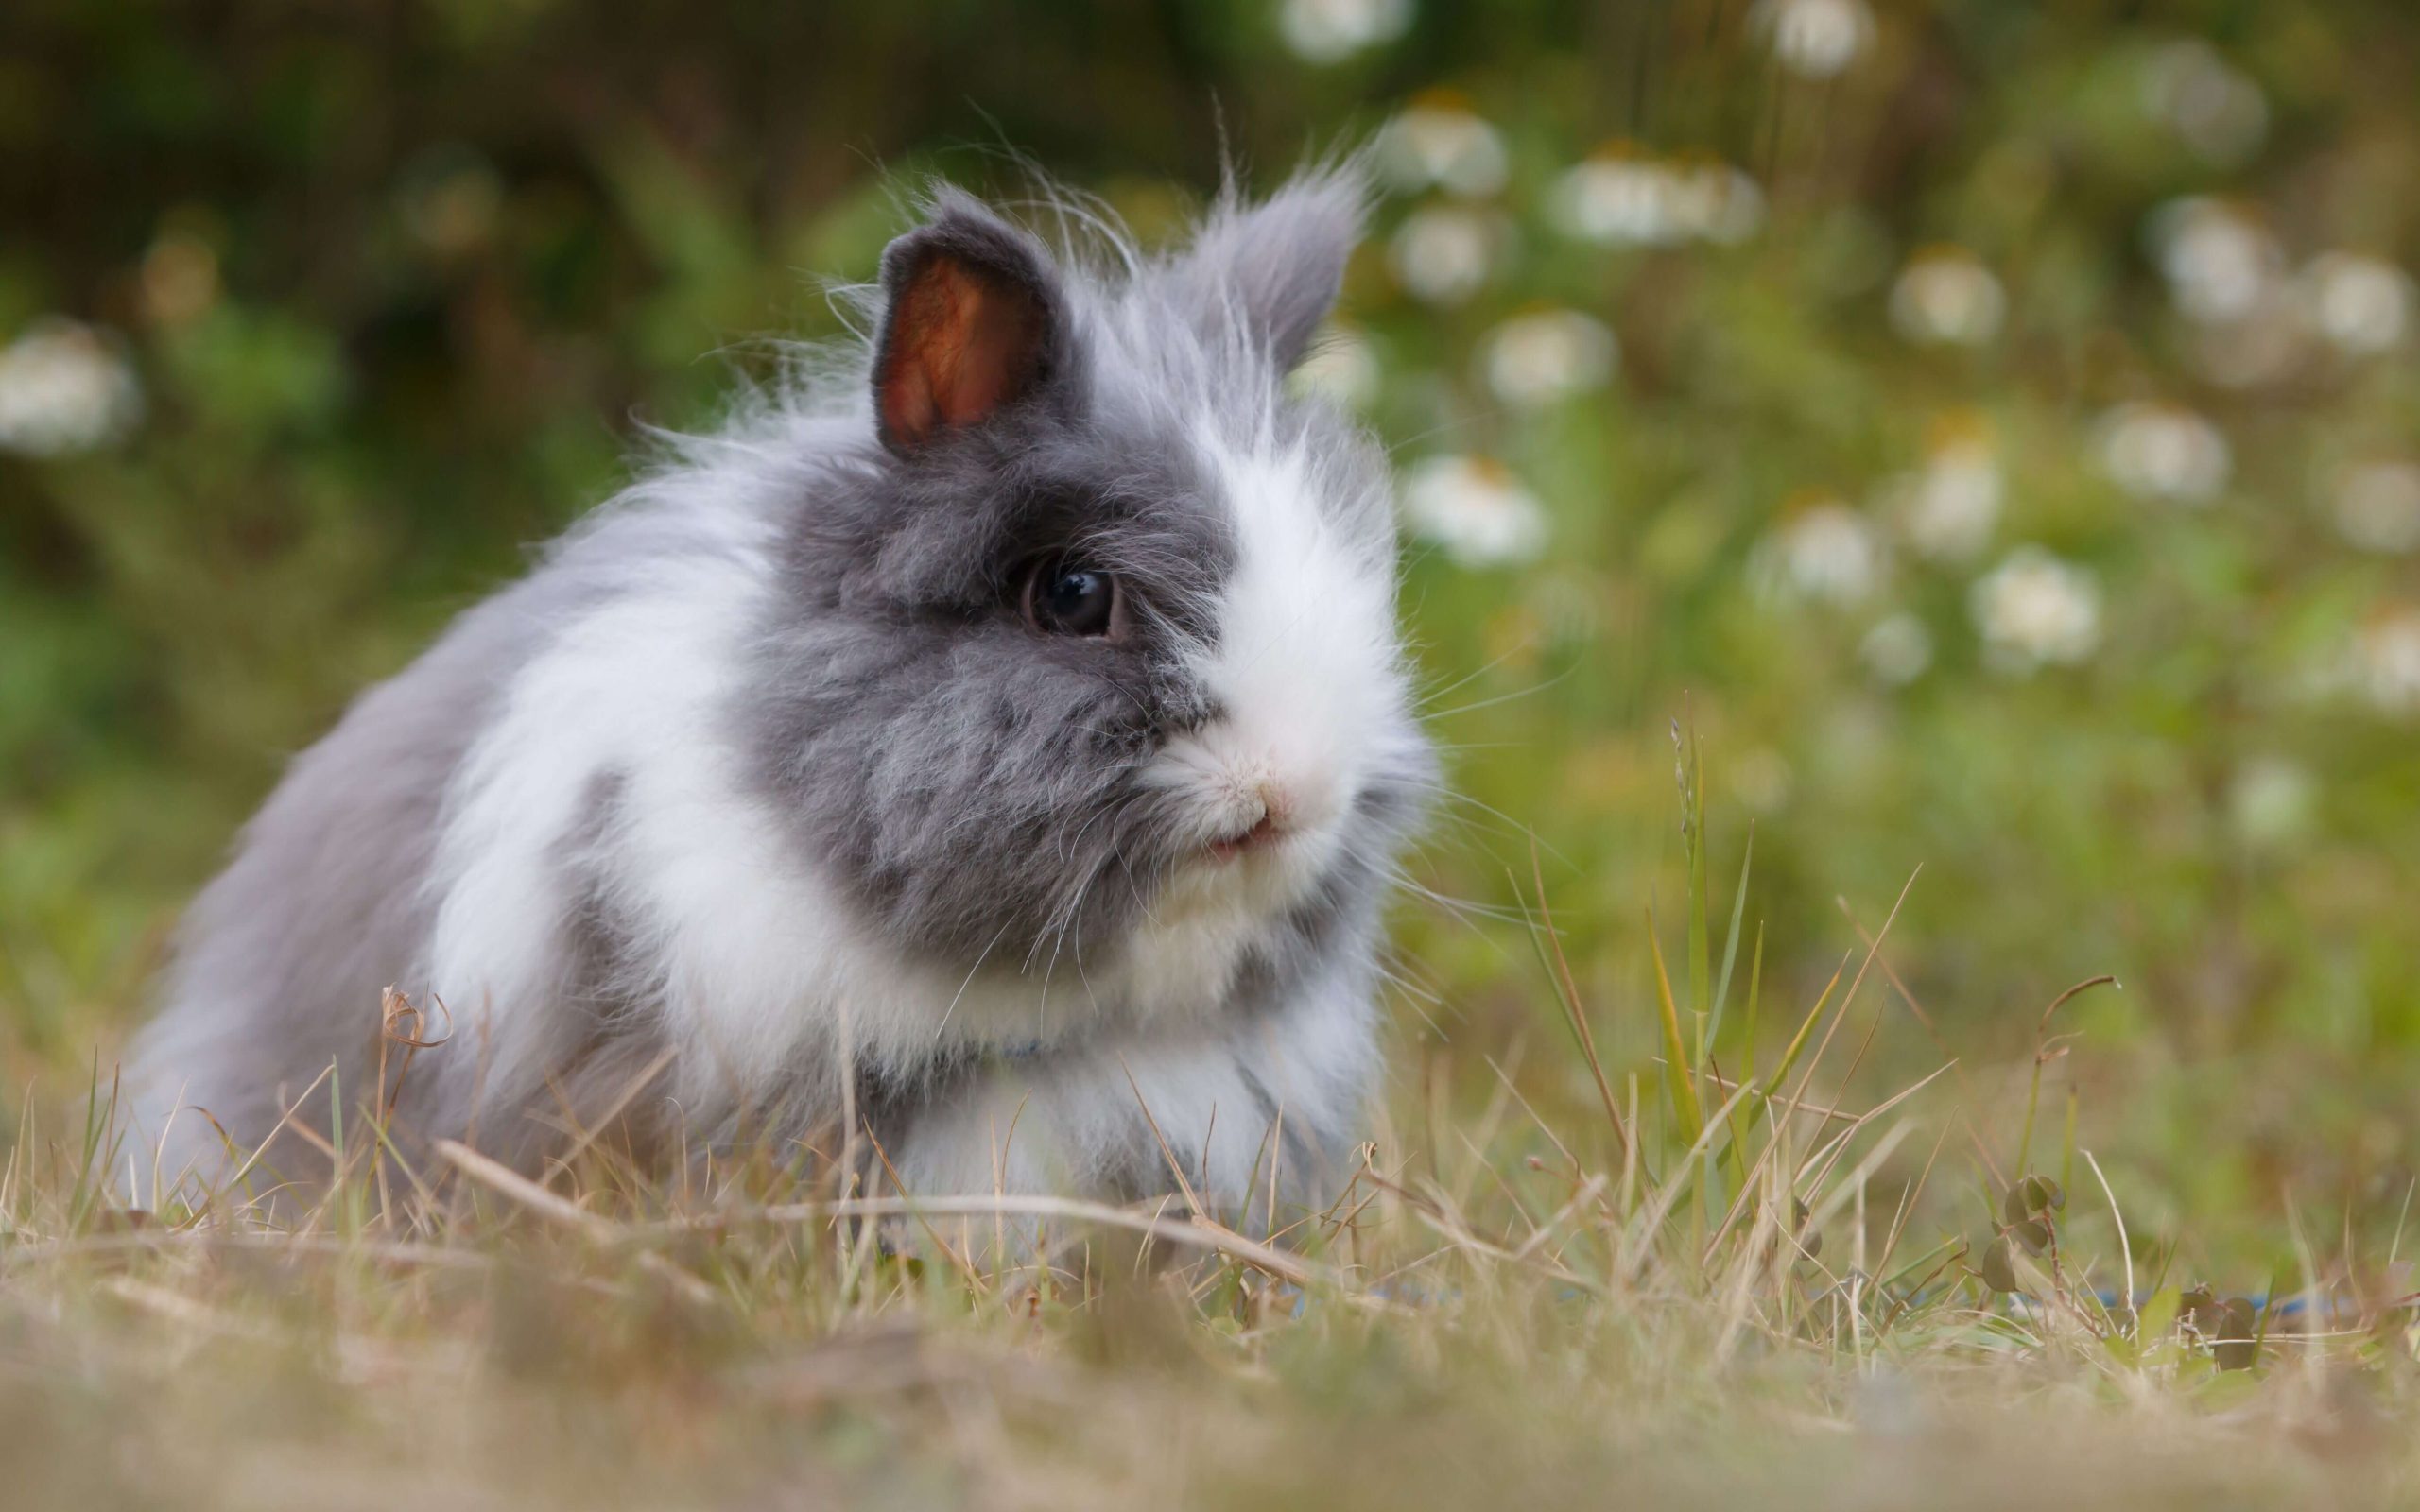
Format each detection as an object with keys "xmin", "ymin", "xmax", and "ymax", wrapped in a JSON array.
[{"xmin": 5, "ymin": 0, "xmax": 2420, "ymax": 1257}]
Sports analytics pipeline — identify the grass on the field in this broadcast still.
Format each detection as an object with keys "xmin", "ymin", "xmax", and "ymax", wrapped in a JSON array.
[{"xmin": 5, "ymin": 769, "xmax": 2414, "ymax": 1512}]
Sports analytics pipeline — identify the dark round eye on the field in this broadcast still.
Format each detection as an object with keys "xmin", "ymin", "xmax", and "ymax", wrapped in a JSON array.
[{"xmin": 1024, "ymin": 558, "xmax": 1119, "ymax": 637}]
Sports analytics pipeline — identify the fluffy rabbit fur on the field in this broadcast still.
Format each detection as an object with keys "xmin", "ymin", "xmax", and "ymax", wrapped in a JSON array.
[{"xmin": 122, "ymin": 163, "xmax": 1434, "ymax": 1228}]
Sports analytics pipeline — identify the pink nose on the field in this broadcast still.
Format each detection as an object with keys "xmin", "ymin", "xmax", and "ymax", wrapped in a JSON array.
[{"xmin": 1209, "ymin": 780, "xmax": 1293, "ymax": 860}]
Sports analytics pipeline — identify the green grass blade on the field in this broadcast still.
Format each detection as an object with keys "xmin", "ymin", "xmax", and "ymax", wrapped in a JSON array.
[
  {"xmin": 1685, "ymin": 730, "xmax": 1710, "ymax": 1072},
  {"xmin": 1743, "ymin": 922, "xmax": 1764, "ymax": 1077},
  {"xmin": 1704, "ymin": 825, "xmax": 1755, "ymax": 1052},
  {"xmin": 1648, "ymin": 910, "xmax": 1704, "ymax": 1146}
]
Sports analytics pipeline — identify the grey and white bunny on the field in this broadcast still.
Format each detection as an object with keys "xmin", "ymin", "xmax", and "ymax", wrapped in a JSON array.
[{"xmin": 122, "ymin": 163, "xmax": 1434, "ymax": 1228}]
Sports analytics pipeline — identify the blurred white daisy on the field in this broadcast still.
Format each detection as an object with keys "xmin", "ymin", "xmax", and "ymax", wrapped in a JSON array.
[
  {"xmin": 1402, "ymin": 455, "xmax": 1548, "ymax": 566},
  {"xmin": 1552, "ymin": 148, "xmax": 1681, "ymax": 248},
  {"xmin": 2142, "ymin": 201, "xmax": 2308, "ymax": 387},
  {"xmin": 2298, "ymin": 252, "xmax": 2414, "ymax": 357},
  {"xmin": 1971, "ymin": 548, "xmax": 2100, "ymax": 672},
  {"xmin": 1388, "ymin": 204, "xmax": 1505, "ymax": 305},
  {"xmin": 2139, "ymin": 39, "xmax": 2269, "ymax": 167},
  {"xmin": 1665, "ymin": 160, "xmax": 1767, "ymax": 245},
  {"xmin": 2227, "ymin": 757, "xmax": 2315, "ymax": 850},
  {"xmin": 1892, "ymin": 428, "xmax": 2003, "ymax": 563},
  {"xmin": 1754, "ymin": 498, "xmax": 1884, "ymax": 605},
  {"xmin": 2097, "ymin": 403, "xmax": 2230, "ymax": 504},
  {"xmin": 2351, "ymin": 609, "xmax": 2420, "ymax": 716},
  {"xmin": 1478, "ymin": 309, "xmax": 1617, "ymax": 408},
  {"xmin": 1377, "ymin": 95, "xmax": 1509, "ymax": 198},
  {"xmin": 1859, "ymin": 612, "xmax": 1933, "ymax": 686},
  {"xmin": 1752, "ymin": 0, "xmax": 1876, "ymax": 80},
  {"xmin": 1889, "ymin": 248, "xmax": 2005, "ymax": 346},
  {"xmin": 2332, "ymin": 461, "xmax": 2420, "ymax": 556},
  {"xmin": 0, "ymin": 318, "xmax": 144, "ymax": 457},
  {"xmin": 1277, "ymin": 0, "xmax": 1412, "ymax": 62},
  {"xmin": 2146, "ymin": 198, "xmax": 2282, "ymax": 326}
]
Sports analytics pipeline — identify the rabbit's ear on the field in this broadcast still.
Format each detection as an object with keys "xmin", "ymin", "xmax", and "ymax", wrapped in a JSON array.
[
  {"xmin": 1166, "ymin": 164, "xmax": 1368, "ymax": 371},
  {"xmin": 873, "ymin": 199, "xmax": 1063, "ymax": 454}
]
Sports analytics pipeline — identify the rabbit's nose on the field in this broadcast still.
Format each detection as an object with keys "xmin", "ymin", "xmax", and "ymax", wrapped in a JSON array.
[{"xmin": 1208, "ymin": 779, "xmax": 1293, "ymax": 859}]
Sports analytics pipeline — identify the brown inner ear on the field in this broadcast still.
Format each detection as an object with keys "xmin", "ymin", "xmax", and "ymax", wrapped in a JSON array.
[{"xmin": 877, "ymin": 251, "xmax": 1049, "ymax": 449}]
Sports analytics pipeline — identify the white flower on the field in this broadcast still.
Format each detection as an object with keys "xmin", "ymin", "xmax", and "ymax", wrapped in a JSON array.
[
  {"xmin": 1552, "ymin": 149, "xmax": 1680, "ymax": 248},
  {"xmin": 1860, "ymin": 613, "xmax": 1933, "ymax": 686},
  {"xmin": 1402, "ymin": 455, "xmax": 1548, "ymax": 566},
  {"xmin": 2146, "ymin": 198, "xmax": 2282, "ymax": 326},
  {"xmin": 1752, "ymin": 0, "xmax": 1876, "ymax": 79},
  {"xmin": 0, "ymin": 318, "xmax": 144, "ymax": 457},
  {"xmin": 1278, "ymin": 0, "xmax": 1412, "ymax": 62},
  {"xmin": 1387, "ymin": 204, "xmax": 1504, "ymax": 305},
  {"xmin": 2139, "ymin": 39, "xmax": 2269, "ymax": 167},
  {"xmin": 2298, "ymin": 252, "xmax": 2414, "ymax": 357},
  {"xmin": 2144, "ymin": 201, "xmax": 2309, "ymax": 387},
  {"xmin": 1893, "ymin": 434, "xmax": 2003, "ymax": 562},
  {"xmin": 1478, "ymin": 309, "xmax": 1616, "ymax": 408},
  {"xmin": 1553, "ymin": 150, "xmax": 1765, "ymax": 249},
  {"xmin": 1378, "ymin": 97, "xmax": 1509, "ymax": 198},
  {"xmin": 1889, "ymin": 249, "xmax": 2005, "ymax": 346},
  {"xmin": 2097, "ymin": 403, "xmax": 2230, "ymax": 504},
  {"xmin": 2351, "ymin": 609, "xmax": 2420, "ymax": 716},
  {"xmin": 1971, "ymin": 548, "xmax": 2100, "ymax": 672},
  {"xmin": 1665, "ymin": 160, "xmax": 1767, "ymax": 245},
  {"xmin": 2227, "ymin": 757, "xmax": 2315, "ymax": 849},
  {"xmin": 1755, "ymin": 500, "xmax": 1884, "ymax": 605},
  {"xmin": 2332, "ymin": 461, "xmax": 2420, "ymax": 556}
]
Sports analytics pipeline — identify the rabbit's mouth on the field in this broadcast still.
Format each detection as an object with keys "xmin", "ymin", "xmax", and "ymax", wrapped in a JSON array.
[
  {"xmin": 1181, "ymin": 781, "xmax": 1351, "ymax": 911},
  {"xmin": 1204, "ymin": 810, "xmax": 1283, "ymax": 863}
]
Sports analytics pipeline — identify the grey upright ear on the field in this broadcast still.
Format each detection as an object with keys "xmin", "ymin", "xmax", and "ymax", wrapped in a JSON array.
[
  {"xmin": 873, "ymin": 196, "xmax": 1065, "ymax": 454},
  {"xmin": 1167, "ymin": 165, "xmax": 1368, "ymax": 371}
]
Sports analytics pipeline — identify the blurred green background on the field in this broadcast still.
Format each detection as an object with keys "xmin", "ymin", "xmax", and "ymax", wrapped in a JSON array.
[{"xmin": 5, "ymin": 1, "xmax": 2417, "ymax": 1255}]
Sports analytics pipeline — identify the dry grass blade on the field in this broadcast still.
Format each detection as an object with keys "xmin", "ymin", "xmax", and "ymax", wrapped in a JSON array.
[
  {"xmin": 436, "ymin": 1139, "xmax": 615, "ymax": 1236},
  {"xmin": 679, "ymin": 1194, "xmax": 1324, "ymax": 1288},
  {"xmin": 439, "ymin": 1136, "xmax": 1326, "ymax": 1286}
]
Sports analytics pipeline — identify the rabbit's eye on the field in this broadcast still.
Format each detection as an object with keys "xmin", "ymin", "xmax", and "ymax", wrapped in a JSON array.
[{"xmin": 1024, "ymin": 558, "xmax": 1120, "ymax": 638}]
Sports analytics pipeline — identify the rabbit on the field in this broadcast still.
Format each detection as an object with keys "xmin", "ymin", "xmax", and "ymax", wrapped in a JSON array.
[{"xmin": 119, "ymin": 161, "xmax": 1435, "ymax": 1236}]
